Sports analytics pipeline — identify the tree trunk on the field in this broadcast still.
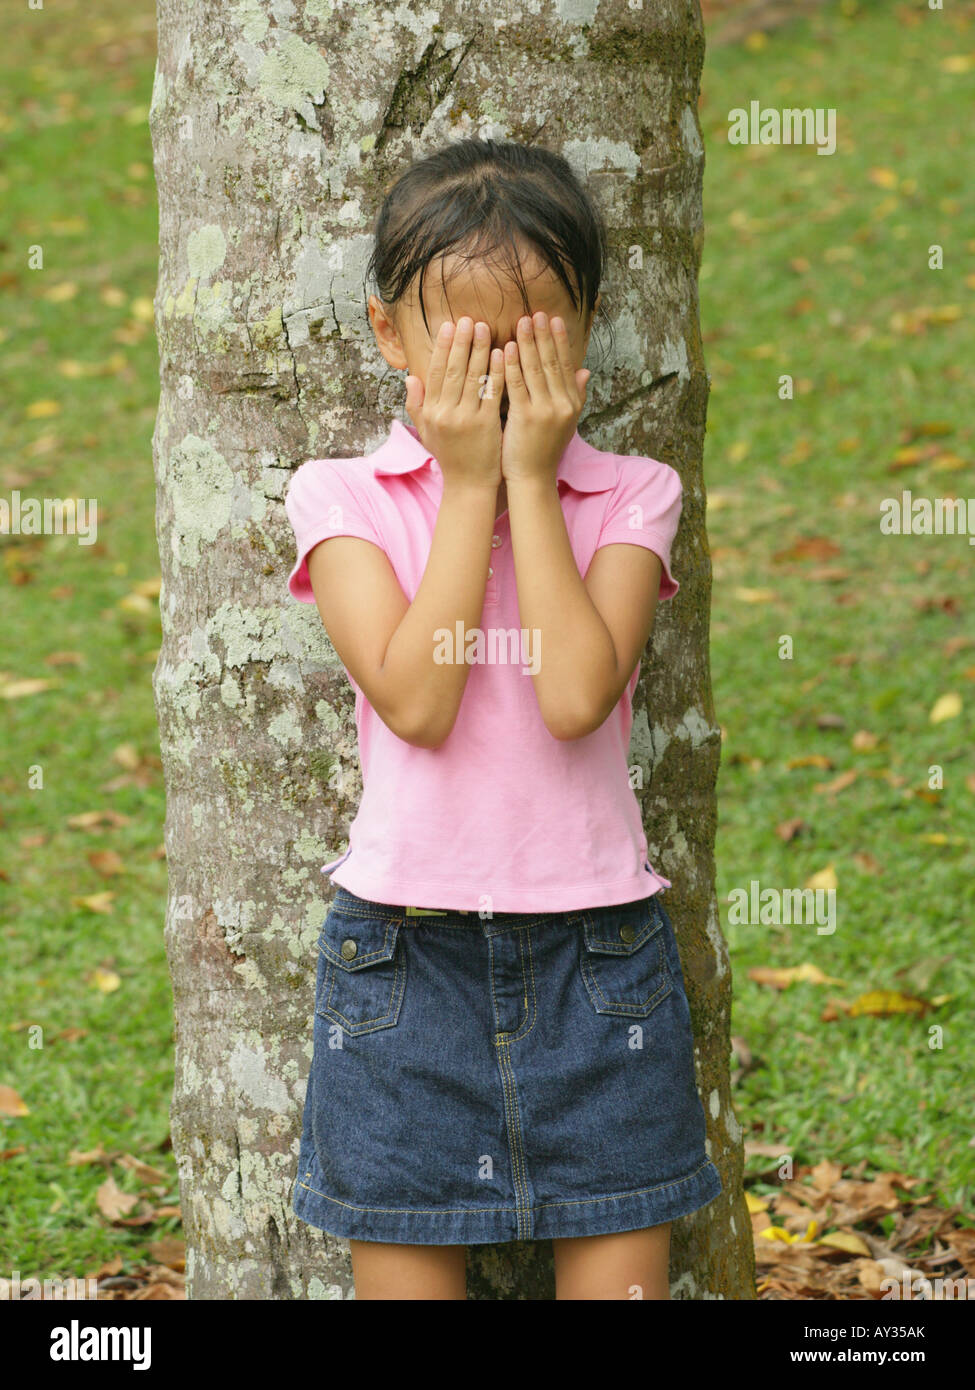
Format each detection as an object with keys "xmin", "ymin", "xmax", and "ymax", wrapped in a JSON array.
[{"xmin": 150, "ymin": 0, "xmax": 754, "ymax": 1300}]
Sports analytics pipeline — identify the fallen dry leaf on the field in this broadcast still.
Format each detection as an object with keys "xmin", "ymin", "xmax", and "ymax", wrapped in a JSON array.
[
  {"xmin": 929, "ymin": 692, "xmax": 962, "ymax": 723},
  {"xmin": 847, "ymin": 989, "xmax": 933, "ymax": 1018},
  {"xmin": 748, "ymin": 963, "xmax": 846, "ymax": 990},
  {"xmin": 0, "ymin": 1085, "xmax": 30, "ymax": 1117},
  {"xmin": 116, "ymin": 1154, "xmax": 170, "ymax": 1186},
  {"xmin": 0, "ymin": 678, "xmax": 57, "ymax": 699},
  {"xmin": 72, "ymin": 893, "xmax": 115, "ymax": 915},
  {"xmin": 87, "ymin": 850, "xmax": 125, "ymax": 877},
  {"xmin": 96, "ymin": 1176, "xmax": 139, "ymax": 1221},
  {"xmin": 90, "ymin": 967, "xmax": 121, "ymax": 993},
  {"xmin": 68, "ymin": 1147, "xmax": 108, "ymax": 1166}
]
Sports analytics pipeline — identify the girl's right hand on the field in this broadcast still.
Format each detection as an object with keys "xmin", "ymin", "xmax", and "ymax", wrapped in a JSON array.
[{"xmin": 404, "ymin": 317, "xmax": 505, "ymax": 492}]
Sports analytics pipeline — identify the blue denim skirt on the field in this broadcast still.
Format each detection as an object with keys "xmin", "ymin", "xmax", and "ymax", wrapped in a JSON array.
[{"xmin": 291, "ymin": 885, "xmax": 723, "ymax": 1244}]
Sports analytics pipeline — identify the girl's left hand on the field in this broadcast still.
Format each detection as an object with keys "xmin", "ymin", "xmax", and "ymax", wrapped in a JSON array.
[{"xmin": 500, "ymin": 312, "xmax": 591, "ymax": 484}]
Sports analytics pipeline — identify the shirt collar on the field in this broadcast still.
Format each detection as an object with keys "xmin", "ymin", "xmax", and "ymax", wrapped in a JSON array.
[{"xmin": 371, "ymin": 417, "xmax": 617, "ymax": 493}]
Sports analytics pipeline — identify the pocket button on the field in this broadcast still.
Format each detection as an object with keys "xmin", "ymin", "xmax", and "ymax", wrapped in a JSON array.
[
  {"xmin": 340, "ymin": 938, "xmax": 358, "ymax": 961},
  {"xmin": 619, "ymin": 923, "xmax": 636, "ymax": 944}
]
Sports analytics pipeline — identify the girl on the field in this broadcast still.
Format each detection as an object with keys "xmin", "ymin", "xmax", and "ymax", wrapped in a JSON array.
[{"xmin": 284, "ymin": 138, "xmax": 722, "ymax": 1300}]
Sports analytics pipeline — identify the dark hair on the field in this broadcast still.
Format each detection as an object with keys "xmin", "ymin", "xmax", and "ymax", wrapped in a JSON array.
[{"xmin": 364, "ymin": 137, "xmax": 613, "ymax": 366}]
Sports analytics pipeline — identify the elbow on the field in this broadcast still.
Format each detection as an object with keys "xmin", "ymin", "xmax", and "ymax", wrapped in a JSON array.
[
  {"xmin": 543, "ymin": 695, "xmax": 608, "ymax": 743},
  {"xmin": 388, "ymin": 704, "xmax": 456, "ymax": 750}
]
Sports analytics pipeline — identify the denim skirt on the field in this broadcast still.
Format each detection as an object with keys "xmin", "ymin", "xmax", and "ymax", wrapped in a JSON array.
[{"xmin": 291, "ymin": 884, "xmax": 723, "ymax": 1245}]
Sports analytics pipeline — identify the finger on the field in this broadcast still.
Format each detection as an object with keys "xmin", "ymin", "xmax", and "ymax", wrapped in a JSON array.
[
  {"xmin": 463, "ymin": 320, "xmax": 493, "ymax": 407},
  {"xmin": 425, "ymin": 319, "xmax": 455, "ymax": 406},
  {"xmin": 479, "ymin": 347, "xmax": 505, "ymax": 412},
  {"xmin": 442, "ymin": 315, "xmax": 475, "ymax": 407},
  {"xmin": 549, "ymin": 316, "xmax": 580, "ymax": 400},
  {"xmin": 576, "ymin": 368, "xmax": 591, "ymax": 407},
  {"xmin": 532, "ymin": 312, "xmax": 570, "ymax": 400},
  {"xmin": 514, "ymin": 314, "xmax": 549, "ymax": 401},
  {"xmin": 503, "ymin": 339, "xmax": 530, "ymax": 408}
]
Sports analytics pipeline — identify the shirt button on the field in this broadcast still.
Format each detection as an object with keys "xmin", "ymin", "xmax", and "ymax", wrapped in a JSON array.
[
  {"xmin": 491, "ymin": 535, "xmax": 502, "ymax": 548},
  {"xmin": 340, "ymin": 938, "xmax": 358, "ymax": 961},
  {"xmin": 487, "ymin": 566, "xmax": 494, "ymax": 578},
  {"xmin": 619, "ymin": 923, "xmax": 636, "ymax": 944}
]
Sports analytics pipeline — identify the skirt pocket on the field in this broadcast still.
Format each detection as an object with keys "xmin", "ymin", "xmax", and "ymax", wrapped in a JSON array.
[
  {"xmin": 316, "ymin": 906, "xmax": 407, "ymax": 1036},
  {"xmin": 578, "ymin": 896, "xmax": 673, "ymax": 1018}
]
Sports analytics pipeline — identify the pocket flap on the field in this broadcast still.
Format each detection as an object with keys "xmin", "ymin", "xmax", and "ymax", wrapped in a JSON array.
[
  {"xmin": 582, "ymin": 899, "xmax": 663, "ymax": 955},
  {"xmin": 318, "ymin": 911, "xmax": 402, "ymax": 971}
]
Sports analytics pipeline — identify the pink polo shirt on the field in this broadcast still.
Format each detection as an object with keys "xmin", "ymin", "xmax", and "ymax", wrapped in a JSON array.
[{"xmin": 285, "ymin": 418, "xmax": 682, "ymax": 913}]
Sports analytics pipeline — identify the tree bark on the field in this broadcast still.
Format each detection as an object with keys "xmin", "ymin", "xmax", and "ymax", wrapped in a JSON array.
[{"xmin": 151, "ymin": 0, "xmax": 754, "ymax": 1299}]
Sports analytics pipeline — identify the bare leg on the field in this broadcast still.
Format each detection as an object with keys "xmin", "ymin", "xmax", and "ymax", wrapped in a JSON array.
[
  {"xmin": 552, "ymin": 1223, "xmax": 672, "ymax": 1300},
  {"xmin": 349, "ymin": 1240, "xmax": 468, "ymax": 1300}
]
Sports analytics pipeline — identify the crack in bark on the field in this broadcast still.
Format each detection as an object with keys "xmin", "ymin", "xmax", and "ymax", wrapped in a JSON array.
[
  {"xmin": 585, "ymin": 371, "xmax": 679, "ymax": 427},
  {"xmin": 374, "ymin": 33, "xmax": 479, "ymax": 156}
]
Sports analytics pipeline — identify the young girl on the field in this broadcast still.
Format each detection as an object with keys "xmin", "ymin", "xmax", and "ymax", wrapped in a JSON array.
[{"xmin": 284, "ymin": 137, "xmax": 722, "ymax": 1300}]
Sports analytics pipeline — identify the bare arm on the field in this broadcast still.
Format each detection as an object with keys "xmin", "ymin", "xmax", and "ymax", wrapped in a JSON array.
[
  {"xmin": 306, "ymin": 315, "xmax": 507, "ymax": 749},
  {"xmin": 306, "ymin": 478, "xmax": 498, "ymax": 749},
  {"xmin": 505, "ymin": 475, "xmax": 663, "ymax": 741}
]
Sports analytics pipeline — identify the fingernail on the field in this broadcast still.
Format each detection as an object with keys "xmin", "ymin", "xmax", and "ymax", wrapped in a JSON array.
[
  {"xmin": 438, "ymin": 322, "xmax": 453, "ymax": 341},
  {"xmin": 474, "ymin": 323, "xmax": 488, "ymax": 343}
]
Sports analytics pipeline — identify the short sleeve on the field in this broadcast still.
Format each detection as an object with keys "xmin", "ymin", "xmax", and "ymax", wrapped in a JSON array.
[
  {"xmin": 594, "ymin": 457, "xmax": 683, "ymax": 601},
  {"xmin": 284, "ymin": 459, "xmax": 384, "ymax": 602}
]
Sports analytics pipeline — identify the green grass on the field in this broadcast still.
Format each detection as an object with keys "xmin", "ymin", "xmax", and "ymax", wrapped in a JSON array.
[
  {"xmin": 0, "ymin": 0, "xmax": 972, "ymax": 1285},
  {"xmin": 699, "ymin": 1, "xmax": 975, "ymax": 1210}
]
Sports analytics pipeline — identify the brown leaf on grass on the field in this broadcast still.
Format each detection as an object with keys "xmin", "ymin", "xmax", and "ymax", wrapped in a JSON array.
[
  {"xmin": 772, "ymin": 536, "xmax": 843, "ymax": 563},
  {"xmin": 113, "ymin": 1206, "xmax": 164, "ymax": 1228},
  {"xmin": 814, "ymin": 769, "xmax": 859, "ymax": 795},
  {"xmin": 96, "ymin": 1176, "xmax": 139, "ymax": 1220},
  {"xmin": 68, "ymin": 1147, "xmax": 109, "ymax": 1166},
  {"xmin": 116, "ymin": 1153, "xmax": 170, "ymax": 1186},
  {"xmin": 852, "ymin": 851, "xmax": 883, "ymax": 875},
  {"xmin": 930, "ymin": 692, "xmax": 962, "ymax": 723},
  {"xmin": 66, "ymin": 810, "xmax": 131, "ymax": 829},
  {"xmin": 807, "ymin": 567, "xmax": 852, "ymax": 582},
  {"xmin": 72, "ymin": 893, "xmax": 115, "ymax": 915},
  {"xmin": 0, "ymin": 678, "xmax": 57, "ymax": 699},
  {"xmin": 786, "ymin": 754, "xmax": 833, "ymax": 770},
  {"xmin": 0, "ymin": 1084, "xmax": 29, "ymax": 1117},
  {"xmin": 775, "ymin": 817, "xmax": 809, "ymax": 841},
  {"xmin": 111, "ymin": 743, "xmax": 141, "ymax": 771},
  {"xmin": 87, "ymin": 849, "xmax": 125, "ymax": 877},
  {"xmin": 1, "ymin": 1147, "xmax": 27, "ymax": 1160},
  {"xmin": 848, "ymin": 989, "xmax": 934, "ymax": 1018},
  {"xmin": 744, "ymin": 1141, "xmax": 792, "ymax": 1159},
  {"xmin": 913, "ymin": 594, "xmax": 963, "ymax": 616},
  {"xmin": 810, "ymin": 1160, "xmax": 844, "ymax": 1192},
  {"xmin": 899, "ymin": 421, "xmax": 954, "ymax": 443},
  {"xmin": 947, "ymin": 1229, "xmax": 975, "ymax": 1276},
  {"xmin": 851, "ymin": 729, "xmax": 880, "ymax": 750},
  {"xmin": 815, "ymin": 712, "xmax": 846, "ymax": 730},
  {"xmin": 748, "ymin": 963, "xmax": 845, "ymax": 990},
  {"xmin": 805, "ymin": 864, "xmax": 838, "ymax": 892},
  {"xmin": 147, "ymin": 1236, "xmax": 185, "ymax": 1272},
  {"xmin": 44, "ymin": 651, "xmax": 85, "ymax": 666},
  {"xmin": 89, "ymin": 967, "xmax": 121, "ymax": 992},
  {"xmin": 131, "ymin": 1276, "xmax": 184, "ymax": 1300}
]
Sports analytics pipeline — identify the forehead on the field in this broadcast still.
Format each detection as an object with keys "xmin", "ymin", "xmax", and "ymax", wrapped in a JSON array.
[{"xmin": 407, "ymin": 247, "xmax": 581, "ymax": 325}]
